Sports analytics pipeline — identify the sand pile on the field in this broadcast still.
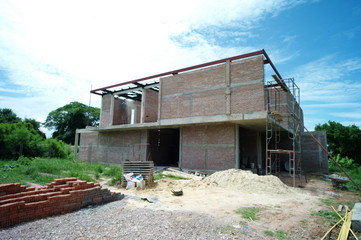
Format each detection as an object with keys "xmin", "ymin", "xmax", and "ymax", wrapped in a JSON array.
[{"xmin": 202, "ymin": 169, "xmax": 294, "ymax": 194}]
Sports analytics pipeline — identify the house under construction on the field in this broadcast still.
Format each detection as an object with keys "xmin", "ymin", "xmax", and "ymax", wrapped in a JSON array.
[{"xmin": 76, "ymin": 50, "xmax": 328, "ymax": 177}]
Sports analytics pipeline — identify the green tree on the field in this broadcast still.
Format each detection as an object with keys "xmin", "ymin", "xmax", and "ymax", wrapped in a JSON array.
[
  {"xmin": 0, "ymin": 108, "xmax": 21, "ymax": 123},
  {"xmin": 24, "ymin": 118, "xmax": 46, "ymax": 139},
  {"xmin": 44, "ymin": 102, "xmax": 100, "ymax": 144},
  {"xmin": 315, "ymin": 121, "xmax": 361, "ymax": 164},
  {"xmin": 0, "ymin": 122, "xmax": 44, "ymax": 159}
]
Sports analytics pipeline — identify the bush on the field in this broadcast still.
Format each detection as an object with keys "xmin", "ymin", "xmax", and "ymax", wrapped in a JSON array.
[
  {"xmin": 39, "ymin": 138, "xmax": 72, "ymax": 159},
  {"xmin": 0, "ymin": 122, "xmax": 44, "ymax": 159},
  {"xmin": 329, "ymin": 154, "xmax": 358, "ymax": 172}
]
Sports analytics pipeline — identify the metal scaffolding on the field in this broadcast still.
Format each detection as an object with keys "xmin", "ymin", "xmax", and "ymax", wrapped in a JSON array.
[{"xmin": 265, "ymin": 75, "xmax": 301, "ymax": 187}]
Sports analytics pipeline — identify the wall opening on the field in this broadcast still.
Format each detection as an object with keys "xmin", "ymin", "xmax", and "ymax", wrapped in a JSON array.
[
  {"xmin": 148, "ymin": 128, "xmax": 180, "ymax": 167},
  {"xmin": 238, "ymin": 126, "xmax": 265, "ymax": 174}
]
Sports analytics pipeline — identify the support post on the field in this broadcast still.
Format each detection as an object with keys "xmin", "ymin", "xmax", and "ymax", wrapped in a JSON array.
[
  {"xmin": 225, "ymin": 60, "xmax": 231, "ymax": 115},
  {"xmin": 140, "ymin": 89, "xmax": 147, "ymax": 123},
  {"xmin": 73, "ymin": 130, "xmax": 79, "ymax": 161}
]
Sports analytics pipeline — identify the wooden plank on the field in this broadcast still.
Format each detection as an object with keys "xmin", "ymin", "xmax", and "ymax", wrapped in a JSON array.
[{"xmin": 121, "ymin": 161, "xmax": 154, "ymax": 187}]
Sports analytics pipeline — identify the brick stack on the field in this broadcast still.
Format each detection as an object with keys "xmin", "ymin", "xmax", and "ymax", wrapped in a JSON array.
[{"xmin": 0, "ymin": 178, "xmax": 123, "ymax": 228}]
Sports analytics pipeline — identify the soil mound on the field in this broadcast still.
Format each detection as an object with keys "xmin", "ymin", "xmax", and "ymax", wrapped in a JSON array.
[{"xmin": 203, "ymin": 169, "xmax": 294, "ymax": 194}]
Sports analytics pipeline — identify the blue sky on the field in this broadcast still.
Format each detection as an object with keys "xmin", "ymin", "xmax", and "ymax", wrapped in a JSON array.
[{"xmin": 0, "ymin": 0, "xmax": 360, "ymax": 135}]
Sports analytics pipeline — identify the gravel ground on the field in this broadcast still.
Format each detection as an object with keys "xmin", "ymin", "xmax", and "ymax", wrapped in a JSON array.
[{"xmin": 0, "ymin": 195, "xmax": 251, "ymax": 240}]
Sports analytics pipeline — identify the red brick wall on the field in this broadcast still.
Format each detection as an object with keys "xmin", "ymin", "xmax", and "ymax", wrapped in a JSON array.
[
  {"xmin": 181, "ymin": 124, "xmax": 235, "ymax": 171},
  {"xmin": 0, "ymin": 178, "xmax": 122, "ymax": 228},
  {"xmin": 100, "ymin": 94, "xmax": 112, "ymax": 127},
  {"xmin": 160, "ymin": 56, "xmax": 265, "ymax": 120},
  {"xmin": 144, "ymin": 89, "xmax": 158, "ymax": 122}
]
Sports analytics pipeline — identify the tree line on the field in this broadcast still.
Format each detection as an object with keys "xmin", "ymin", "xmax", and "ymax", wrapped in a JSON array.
[{"xmin": 0, "ymin": 102, "xmax": 99, "ymax": 160}]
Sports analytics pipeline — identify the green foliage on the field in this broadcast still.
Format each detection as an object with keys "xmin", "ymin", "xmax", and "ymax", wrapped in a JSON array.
[
  {"xmin": 263, "ymin": 230, "xmax": 274, "ymax": 236},
  {"xmin": 235, "ymin": 207, "xmax": 261, "ymax": 221},
  {"xmin": 103, "ymin": 165, "xmax": 122, "ymax": 185},
  {"xmin": 0, "ymin": 108, "xmax": 21, "ymax": 123},
  {"xmin": 311, "ymin": 210, "xmax": 339, "ymax": 225},
  {"xmin": 0, "ymin": 158, "xmax": 122, "ymax": 186},
  {"xmin": 315, "ymin": 121, "xmax": 361, "ymax": 164},
  {"xmin": 344, "ymin": 166, "xmax": 361, "ymax": 191},
  {"xmin": 275, "ymin": 231, "xmax": 287, "ymax": 240},
  {"xmin": 23, "ymin": 118, "xmax": 46, "ymax": 139},
  {"xmin": 44, "ymin": 102, "xmax": 100, "ymax": 144},
  {"xmin": 0, "ymin": 122, "xmax": 44, "ymax": 159},
  {"xmin": 40, "ymin": 138, "xmax": 72, "ymax": 158},
  {"xmin": 329, "ymin": 154, "xmax": 357, "ymax": 171},
  {"xmin": 0, "ymin": 121, "xmax": 71, "ymax": 160}
]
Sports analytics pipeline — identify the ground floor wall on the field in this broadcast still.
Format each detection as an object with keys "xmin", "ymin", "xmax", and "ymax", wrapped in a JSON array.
[
  {"xmin": 78, "ymin": 126, "xmax": 328, "ymax": 174},
  {"xmin": 79, "ymin": 130, "xmax": 147, "ymax": 165},
  {"xmin": 180, "ymin": 124, "xmax": 236, "ymax": 171}
]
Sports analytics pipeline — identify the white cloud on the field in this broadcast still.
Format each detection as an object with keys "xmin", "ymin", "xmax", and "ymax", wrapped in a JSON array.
[
  {"xmin": 291, "ymin": 56, "xmax": 361, "ymax": 103},
  {"xmin": 289, "ymin": 55, "xmax": 361, "ymax": 129},
  {"xmin": 0, "ymin": 0, "xmax": 308, "ymax": 123}
]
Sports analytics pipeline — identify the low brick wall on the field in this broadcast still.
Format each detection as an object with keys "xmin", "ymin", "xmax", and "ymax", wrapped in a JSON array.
[{"xmin": 0, "ymin": 178, "xmax": 123, "ymax": 228}]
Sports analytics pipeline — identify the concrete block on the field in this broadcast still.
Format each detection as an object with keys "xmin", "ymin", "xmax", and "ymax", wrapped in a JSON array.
[{"xmin": 352, "ymin": 203, "xmax": 361, "ymax": 231}]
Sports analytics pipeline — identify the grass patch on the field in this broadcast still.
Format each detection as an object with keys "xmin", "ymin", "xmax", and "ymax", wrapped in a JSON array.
[
  {"xmin": 319, "ymin": 198, "xmax": 357, "ymax": 210},
  {"xmin": 264, "ymin": 230, "xmax": 274, "ymax": 236},
  {"xmin": 311, "ymin": 210, "xmax": 339, "ymax": 225},
  {"xmin": 0, "ymin": 157, "xmax": 122, "ymax": 186},
  {"xmin": 235, "ymin": 207, "xmax": 261, "ymax": 221},
  {"xmin": 263, "ymin": 230, "xmax": 287, "ymax": 240}
]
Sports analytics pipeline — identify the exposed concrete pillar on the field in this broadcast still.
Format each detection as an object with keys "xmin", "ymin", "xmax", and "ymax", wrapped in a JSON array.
[
  {"xmin": 235, "ymin": 124, "xmax": 240, "ymax": 169},
  {"xmin": 158, "ymin": 79, "xmax": 163, "ymax": 120},
  {"xmin": 109, "ymin": 95, "xmax": 114, "ymax": 125},
  {"xmin": 179, "ymin": 127, "xmax": 183, "ymax": 170},
  {"xmin": 73, "ymin": 129, "xmax": 79, "ymax": 161},
  {"xmin": 140, "ymin": 89, "xmax": 146, "ymax": 123},
  {"xmin": 225, "ymin": 60, "xmax": 231, "ymax": 115}
]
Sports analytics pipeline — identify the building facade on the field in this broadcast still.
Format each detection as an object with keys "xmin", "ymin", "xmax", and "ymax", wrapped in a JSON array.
[{"xmin": 76, "ymin": 50, "xmax": 328, "ymax": 174}]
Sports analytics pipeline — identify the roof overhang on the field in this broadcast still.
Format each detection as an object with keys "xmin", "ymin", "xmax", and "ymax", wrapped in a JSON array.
[{"xmin": 90, "ymin": 49, "xmax": 282, "ymax": 98}]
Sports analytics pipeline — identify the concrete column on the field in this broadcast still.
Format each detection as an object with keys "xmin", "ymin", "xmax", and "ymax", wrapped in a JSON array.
[
  {"xmin": 225, "ymin": 60, "xmax": 231, "ymax": 115},
  {"xmin": 140, "ymin": 89, "xmax": 146, "ymax": 123},
  {"xmin": 235, "ymin": 125, "xmax": 240, "ymax": 169},
  {"xmin": 109, "ymin": 95, "xmax": 114, "ymax": 125},
  {"xmin": 73, "ymin": 130, "xmax": 79, "ymax": 161},
  {"xmin": 179, "ymin": 127, "xmax": 183, "ymax": 170},
  {"xmin": 158, "ymin": 79, "xmax": 163, "ymax": 120}
]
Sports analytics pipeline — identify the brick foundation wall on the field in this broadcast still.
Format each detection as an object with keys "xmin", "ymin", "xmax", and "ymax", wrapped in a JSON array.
[
  {"xmin": 181, "ymin": 124, "xmax": 235, "ymax": 171},
  {"xmin": 79, "ymin": 130, "xmax": 148, "ymax": 164},
  {"xmin": 0, "ymin": 178, "xmax": 123, "ymax": 228}
]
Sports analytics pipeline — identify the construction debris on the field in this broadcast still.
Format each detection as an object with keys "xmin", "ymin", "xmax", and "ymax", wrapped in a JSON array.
[
  {"xmin": 162, "ymin": 168, "xmax": 203, "ymax": 181},
  {"xmin": 0, "ymin": 178, "xmax": 123, "ymax": 228},
  {"xmin": 122, "ymin": 161, "xmax": 154, "ymax": 187},
  {"xmin": 171, "ymin": 189, "xmax": 183, "ymax": 196}
]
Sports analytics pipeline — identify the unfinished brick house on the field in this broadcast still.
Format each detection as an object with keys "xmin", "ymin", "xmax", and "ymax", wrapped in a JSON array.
[{"xmin": 76, "ymin": 50, "xmax": 328, "ymax": 178}]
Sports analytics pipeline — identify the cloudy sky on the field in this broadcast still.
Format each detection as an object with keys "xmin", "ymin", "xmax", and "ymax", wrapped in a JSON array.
[{"xmin": 0, "ymin": 0, "xmax": 360, "ymax": 133}]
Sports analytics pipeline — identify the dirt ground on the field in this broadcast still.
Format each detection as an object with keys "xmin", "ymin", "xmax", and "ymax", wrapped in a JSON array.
[{"xmin": 103, "ymin": 169, "xmax": 361, "ymax": 239}]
